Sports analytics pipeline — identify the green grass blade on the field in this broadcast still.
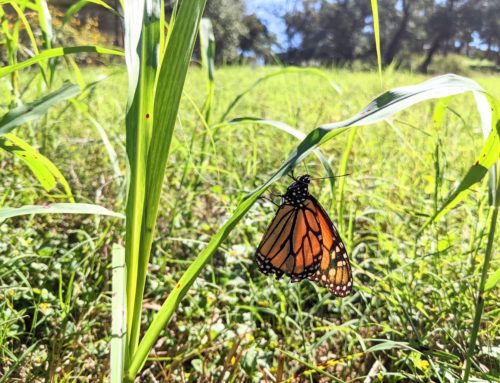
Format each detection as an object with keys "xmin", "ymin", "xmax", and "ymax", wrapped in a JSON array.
[
  {"xmin": 0, "ymin": 46, "xmax": 124, "ymax": 78},
  {"xmin": 36, "ymin": 0, "xmax": 52, "ymax": 49},
  {"xmin": 126, "ymin": 0, "xmax": 207, "ymax": 377},
  {"xmin": 0, "ymin": 133, "xmax": 74, "ymax": 200},
  {"xmin": 0, "ymin": 203, "xmax": 124, "ymax": 221},
  {"xmin": 337, "ymin": 126, "xmax": 358, "ymax": 233},
  {"xmin": 200, "ymin": 18, "xmax": 215, "ymax": 83},
  {"xmin": 219, "ymin": 66, "xmax": 342, "ymax": 122},
  {"xmin": 128, "ymin": 75, "xmax": 496, "ymax": 379},
  {"xmin": 63, "ymin": 0, "xmax": 117, "ymax": 25},
  {"xmin": 123, "ymin": 0, "xmax": 147, "ymax": 363},
  {"xmin": 9, "ymin": 1, "xmax": 40, "ymax": 56},
  {"xmin": 463, "ymin": 173, "xmax": 499, "ymax": 381},
  {"xmin": 71, "ymin": 100, "xmax": 122, "ymax": 181},
  {"xmin": 123, "ymin": 0, "xmax": 162, "ymax": 356},
  {"xmin": 35, "ymin": 0, "xmax": 55, "ymax": 84},
  {"xmin": 110, "ymin": 244, "xmax": 126, "ymax": 383},
  {"xmin": 0, "ymin": 81, "xmax": 80, "ymax": 133},
  {"xmin": 370, "ymin": 0, "xmax": 382, "ymax": 82},
  {"xmin": 199, "ymin": 17, "xmax": 216, "ymax": 124},
  {"xmin": 0, "ymin": 342, "xmax": 39, "ymax": 383}
]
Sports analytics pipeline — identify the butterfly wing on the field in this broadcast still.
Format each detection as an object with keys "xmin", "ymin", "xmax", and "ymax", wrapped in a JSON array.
[
  {"xmin": 256, "ymin": 198, "xmax": 323, "ymax": 280},
  {"xmin": 308, "ymin": 196, "xmax": 353, "ymax": 297}
]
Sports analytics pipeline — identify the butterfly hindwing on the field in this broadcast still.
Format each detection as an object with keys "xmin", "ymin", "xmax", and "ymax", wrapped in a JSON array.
[{"xmin": 308, "ymin": 195, "xmax": 353, "ymax": 297}]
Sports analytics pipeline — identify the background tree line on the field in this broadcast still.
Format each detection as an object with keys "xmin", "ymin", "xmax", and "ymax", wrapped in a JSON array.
[
  {"xmin": 203, "ymin": 0, "xmax": 500, "ymax": 72},
  {"xmin": 6, "ymin": 0, "xmax": 499, "ymax": 71}
]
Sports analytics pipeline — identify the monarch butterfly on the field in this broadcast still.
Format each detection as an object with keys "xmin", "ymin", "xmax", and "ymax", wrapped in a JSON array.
[{"xmin": 256, "ymin": 174, "xmax": 353, "ymax": 297}]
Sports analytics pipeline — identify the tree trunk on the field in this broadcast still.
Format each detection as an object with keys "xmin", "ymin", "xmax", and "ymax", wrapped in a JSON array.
[
  {"xmin": 418, "ymin": 35, "xmax": 442, "ymax": 73},
  {"xmin": 384, "ymin": 0, "xmax": 411, "ymax": 65},
  {"xmin": 418, "ymin": 0, "xmax": 455, "ymax": 73}
]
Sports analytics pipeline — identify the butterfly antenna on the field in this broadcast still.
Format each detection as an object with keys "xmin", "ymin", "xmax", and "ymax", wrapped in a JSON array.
[{"xmin": 310, "ymin": 174, "xmax": 350, "ymax": 181}]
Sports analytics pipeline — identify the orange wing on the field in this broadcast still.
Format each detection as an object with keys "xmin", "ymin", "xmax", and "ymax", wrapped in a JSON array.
[
  {"xmin": 308, "ymin": 196, "xmax": 353, "ymax": 297},
  {"xmin": 256, "ymin": 198, "xmax": 323, "ymax": 281}
]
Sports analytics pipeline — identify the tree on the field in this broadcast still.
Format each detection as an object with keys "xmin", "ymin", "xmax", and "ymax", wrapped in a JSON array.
[
  {"xmin": 479, "ymin": 0, "xmax": 500, "ymax": 63},
  {"xmin": 284, "ymin": 0, "xmax": 371, "ymax": 65},
  {"xmin": 239, "ymin": 14, "xmax": 277, "ymax": 62},
  {"xmin": 280, "ymin": 0, "xmax": 500, "ymax": 68},
  {"xmin": 203, "ymin": 0, "xmax": 247, "ymax": 64}
]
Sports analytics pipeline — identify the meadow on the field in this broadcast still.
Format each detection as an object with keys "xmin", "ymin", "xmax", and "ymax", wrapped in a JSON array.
[{"xmin": 1, "ymin": 63, "xmax": 499, "ymax": 382}]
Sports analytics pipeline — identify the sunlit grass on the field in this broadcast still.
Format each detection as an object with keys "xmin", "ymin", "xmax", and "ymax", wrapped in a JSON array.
[{"xmin": 1, "ymin": 64, "xmax": 499, "ymax": 381}]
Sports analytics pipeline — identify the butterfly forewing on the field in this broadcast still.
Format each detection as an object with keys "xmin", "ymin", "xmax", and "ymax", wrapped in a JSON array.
[
  {"xmin": 256, "ymin": 198, "xmax": 322, "ymax": 280},
  {"xmin": 308, "ymin": 196, "xmax": 353, "ymax": 297}
]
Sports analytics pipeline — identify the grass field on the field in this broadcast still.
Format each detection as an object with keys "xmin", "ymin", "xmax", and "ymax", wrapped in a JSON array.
[{"xmin": 1, "ymin": 66, "xmax": 499, "ymax": 382}]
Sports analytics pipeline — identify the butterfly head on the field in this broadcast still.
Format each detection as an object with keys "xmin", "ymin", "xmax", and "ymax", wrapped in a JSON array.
[
  {"xmin": 296, "ymin": 174, "xmax": 311, "ymax": 184},
  {"xmin": 283, "ymin": 174, "xmax": 311, "ymax": 206}
]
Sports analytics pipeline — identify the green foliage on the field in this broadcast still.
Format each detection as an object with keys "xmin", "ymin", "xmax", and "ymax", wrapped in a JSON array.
[
  {"xmin": 0, "ymin": 82, "xmax": 80, "ymax": 133},
  {"xmin": 1, "ymin": 1, "xmax": 499, "ymax": 382},
  {"xmin": 1, "ymin": 65, "xmax": 499, "ymax": 382}
]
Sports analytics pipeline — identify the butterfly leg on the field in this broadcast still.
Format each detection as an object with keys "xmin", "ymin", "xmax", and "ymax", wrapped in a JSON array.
[
  {"xmin": 268, "ymin": 189, "xmax": 284, "ymax": 199},
  {"xmin": 258, "ymin": 195, "xmax": 280, "ymax": 207},
  {"xmin": 287, "ymin": 170, "xmax": 297, "ymax": 181}
]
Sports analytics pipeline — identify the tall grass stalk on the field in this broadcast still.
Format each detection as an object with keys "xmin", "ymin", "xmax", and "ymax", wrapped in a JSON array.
[
  {"xmin": 121, "ymin": 0, "xmax": 207, "ymax": 380},
  {"xmin": 462, "ymin": 170, "xmax": 499, "ymax": 382},
  {"xmin": 370, "ymin": 0, "xmax": 382, "ymax": 83},
  {"xmin": 123, "ymin": 0, "xmax": 161, "ymax": 358}
]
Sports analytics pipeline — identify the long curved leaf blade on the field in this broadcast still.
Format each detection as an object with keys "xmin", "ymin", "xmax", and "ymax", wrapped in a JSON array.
[
  {"xmin": 0, "ymin": 81, "xmax": 80, "ymax": 133},
  {"xmin": 127, "ymin": 0, "xmax": 207, "ymax": 378},
  {"xmin": 0, "ymin": 203, "xmax": 124, "ymax": 221},
  {"xmin": 63, "ymin": 0, "xmax": 117, "ymax": 26},
  {"xmin": 0, "ymin": 46, "xmax": 124, "ymax": 78},
  {"xmin": 124, "ymin": 0, "xmax": 162, "ymax": 358},
  {"xmin": 0, "ymin": 133, "xmax": 74, "ymax": 200}
]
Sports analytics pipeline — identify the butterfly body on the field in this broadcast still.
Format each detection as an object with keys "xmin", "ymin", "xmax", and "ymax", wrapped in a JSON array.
[{"xmin": 256, "ymin": 175, "xmax": 353, "ymax": 297}]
